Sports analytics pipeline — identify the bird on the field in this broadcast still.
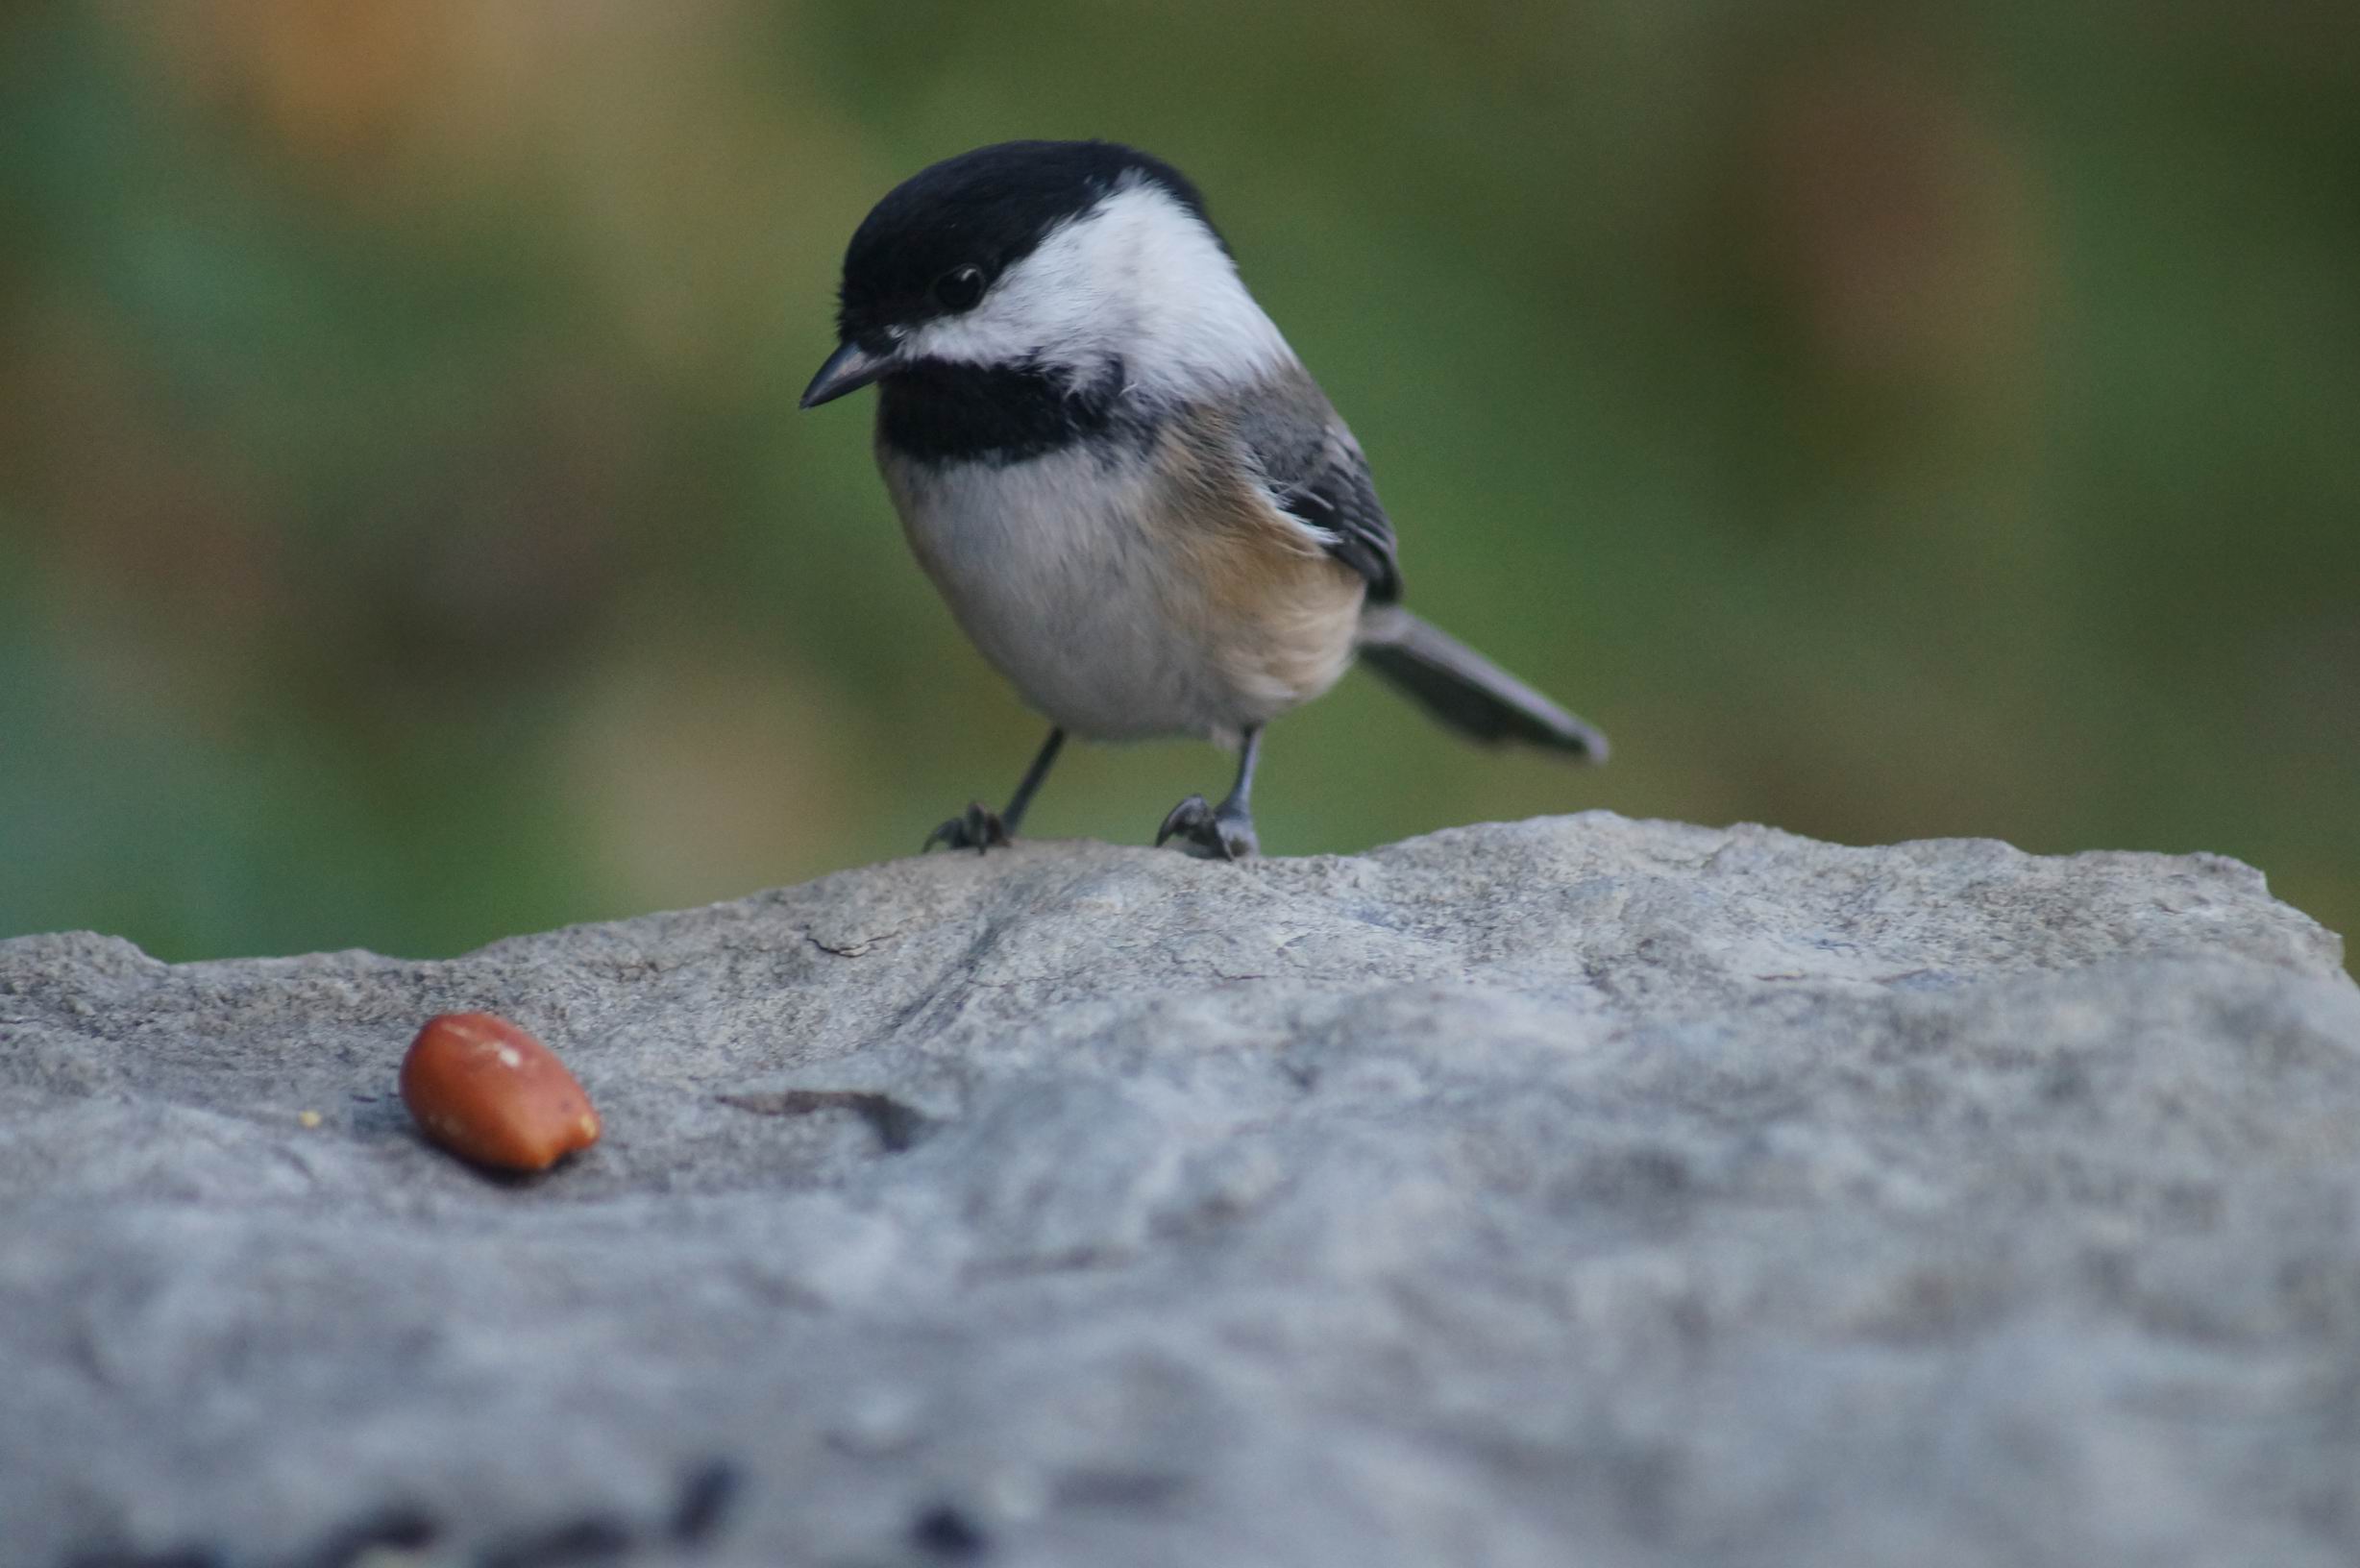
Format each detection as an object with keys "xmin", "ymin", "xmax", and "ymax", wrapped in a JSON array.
[{"xmin": 799, "ymin": 139, "xmax": 1606, "ymax": 860}]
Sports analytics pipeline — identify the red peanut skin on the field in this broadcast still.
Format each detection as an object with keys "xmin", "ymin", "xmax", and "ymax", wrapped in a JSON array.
[{"xmin": 399, "ymin": 1012, "xmax": 601, "ymax": 1173}]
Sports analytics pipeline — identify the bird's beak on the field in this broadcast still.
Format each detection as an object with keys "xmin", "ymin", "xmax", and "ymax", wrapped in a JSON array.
[{"xmin": 799, "ymin": 338, "xmax": 895, "ymax": 408}]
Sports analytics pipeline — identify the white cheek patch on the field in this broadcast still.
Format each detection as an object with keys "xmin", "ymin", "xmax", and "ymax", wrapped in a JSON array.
[{"xmin": 904, "ymin": 179, "xmax": 1295, "ymax": 400}]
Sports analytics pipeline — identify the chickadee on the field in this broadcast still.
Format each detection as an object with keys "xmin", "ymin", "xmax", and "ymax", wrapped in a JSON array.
[{"xmin": 801, "ymin": 139, "xmax": 1605, "ymax": 859}]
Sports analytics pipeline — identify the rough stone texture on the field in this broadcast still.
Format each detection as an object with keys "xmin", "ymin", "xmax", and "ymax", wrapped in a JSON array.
[{"xmin": 3, "ymin": 814, "xmax": 2356, "ymax": 1568}]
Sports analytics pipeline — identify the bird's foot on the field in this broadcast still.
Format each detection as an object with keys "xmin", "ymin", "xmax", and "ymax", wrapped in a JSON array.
[
  {"xmin": 924, "ymin": 802, "xmax": 1011, "ymax": 855},
  {"xmin": 1154, "ymin": 796, "xmax": 1259, "ymax": 861}
]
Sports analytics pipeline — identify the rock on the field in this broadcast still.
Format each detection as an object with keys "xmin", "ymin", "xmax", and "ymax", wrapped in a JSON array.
[{"xmin": 0, "ymin": 814, "xmax": 2353, "ymax": 1567}]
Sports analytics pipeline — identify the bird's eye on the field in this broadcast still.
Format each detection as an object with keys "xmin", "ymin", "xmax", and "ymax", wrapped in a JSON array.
[{"xmin": 932, "ymin": 264, "xmax": 987, "ymax": 313}]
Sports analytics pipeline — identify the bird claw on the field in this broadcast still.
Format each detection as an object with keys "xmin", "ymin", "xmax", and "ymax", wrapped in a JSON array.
[
  {"xmin": 1154, "ymin": 795, "xmax": 1258, "ymax": 861},
  {"xmin": 924, "ymin": 802, "xmax": 1010, "ymax": 855}
]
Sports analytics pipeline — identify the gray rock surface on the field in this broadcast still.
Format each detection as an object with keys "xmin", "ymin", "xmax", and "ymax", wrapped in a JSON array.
[{"xmin": 2, "ymin": 813, "xmax": 2355, "ymax": 1567}]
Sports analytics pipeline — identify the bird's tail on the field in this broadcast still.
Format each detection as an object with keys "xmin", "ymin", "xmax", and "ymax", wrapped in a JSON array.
[{"xmin": 1355, "ymin": 605, "xmax": 1608, "ymax": 762}]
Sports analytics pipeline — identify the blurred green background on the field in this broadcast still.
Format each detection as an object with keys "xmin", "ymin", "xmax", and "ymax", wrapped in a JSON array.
[{"xmin": 3, "ymin": 1, "xmax": 2354, "ymax": 963}]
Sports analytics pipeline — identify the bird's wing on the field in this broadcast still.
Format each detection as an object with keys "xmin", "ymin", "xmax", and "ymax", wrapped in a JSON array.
[{"xmin": 1232, "ymin": 374, "xmax": 1403, "ymax": 602}]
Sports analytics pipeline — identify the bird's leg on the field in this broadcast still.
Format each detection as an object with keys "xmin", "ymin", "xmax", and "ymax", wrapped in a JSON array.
[
  {"xmin": 997, "ymin": 725, "xmax": 1066, "ymax": 837},
  {"xmin": 925, "ymin": 727, "xmax": 1066, "ymax": 854},
  {"xmin": 1155, "ymin": 727, "xmax": 1263, "ymax": 861}
]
